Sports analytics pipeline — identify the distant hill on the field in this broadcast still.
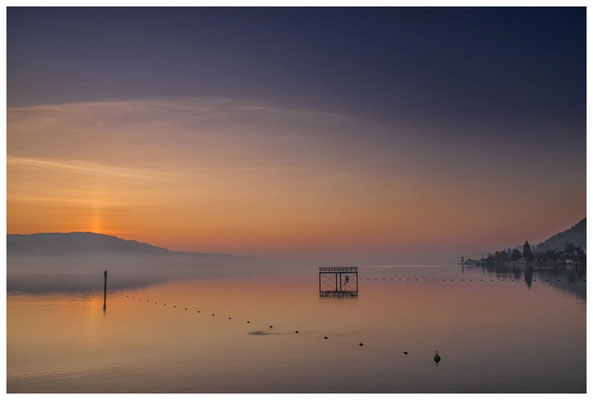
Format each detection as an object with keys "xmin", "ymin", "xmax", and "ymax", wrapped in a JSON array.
[
  {"xmin": 7, "ymin": 232, "xmax": 244, "ymax": 259},
  {"xmin": 464, "ymin": 217, "xmax": 586, "ymax": 261},
  {"xmin": 535, "ymin": 218, "xmax": 586, "ymax": 252},
  {"xmin": 6, "ymin": 232, "xmax": 272, "ymax": 292}
]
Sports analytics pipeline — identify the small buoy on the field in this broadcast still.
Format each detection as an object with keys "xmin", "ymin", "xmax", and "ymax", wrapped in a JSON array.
[
  {"xmin": 359, "ymin": 343, "xmax": 364, "ymax": 346},
  {"xmin": 324, "ymin": 336, "xmax": 328, "ymax": 339},
  {"xmin": 434, "ymin": 351, "xmax": 441, "ymax": 364},
  {"xmin": 403, "ymin": 351, "xmax": 408, "ymax": 355},
  {"xmin": 295, "ymin": 330, "xmax": 299, "ymax": 333},
  {"xmin": 269, "ymin": 325, "xmax": 273, "ymax": 328}
]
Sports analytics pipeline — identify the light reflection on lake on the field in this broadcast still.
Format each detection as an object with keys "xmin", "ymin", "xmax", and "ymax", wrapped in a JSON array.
[{"xmin": 7, "ymin": 265, "xmax": 586, "ymax": 392}]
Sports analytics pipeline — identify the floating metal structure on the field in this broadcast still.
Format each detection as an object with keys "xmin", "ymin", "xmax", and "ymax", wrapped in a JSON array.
[{"xmin": 319, "ymin": 266, "xmax": 358, "ymax": 297}]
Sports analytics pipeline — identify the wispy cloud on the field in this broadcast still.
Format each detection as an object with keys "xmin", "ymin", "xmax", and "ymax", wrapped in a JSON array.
[
  {"xmin": 7, "ymin": 157, "xmax": 177, "ymax": 180},
  {"xmin": 7, "ymin": 97, "xmax": 351, "ymax": 121}
]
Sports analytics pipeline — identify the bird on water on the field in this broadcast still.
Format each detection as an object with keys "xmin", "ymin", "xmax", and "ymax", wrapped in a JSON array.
[{"xmin": 434, "ymin": 351, "xmax": 441, "ymax": 365}]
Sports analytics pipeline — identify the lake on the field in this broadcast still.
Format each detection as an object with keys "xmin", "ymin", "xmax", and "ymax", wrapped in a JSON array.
[{"xmin": 7, "ymin": 264, "xmax": 586, "ymax": 393}]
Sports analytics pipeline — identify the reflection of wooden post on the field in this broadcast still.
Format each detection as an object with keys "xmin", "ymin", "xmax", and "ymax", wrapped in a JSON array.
[
  {"xmin": 319, "ymin": 272, "xmax": 321, "ymax": 293},
  {"xmin": 103, "ymin": 270, "xmax": 107, "ymax": 310}
]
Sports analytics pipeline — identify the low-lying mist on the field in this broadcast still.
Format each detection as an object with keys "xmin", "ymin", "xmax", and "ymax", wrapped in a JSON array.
[{"xmin": 7, "ymin": 252, "xmax": 289, "ymax": 293}]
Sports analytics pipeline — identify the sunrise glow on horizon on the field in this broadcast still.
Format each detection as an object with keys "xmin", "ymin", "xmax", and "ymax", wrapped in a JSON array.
[{"xmin": 7, "ymin": 8, "xmax": 586, "ymax": 263}]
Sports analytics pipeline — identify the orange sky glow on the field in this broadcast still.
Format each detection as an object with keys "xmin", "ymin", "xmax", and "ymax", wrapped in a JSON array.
[{"xmin": 7, "ymin": 99, "xmax": 585, "ymax": 263}]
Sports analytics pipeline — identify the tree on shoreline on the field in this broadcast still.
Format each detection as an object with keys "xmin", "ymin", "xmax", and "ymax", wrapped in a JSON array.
[
  {"xmin": 523, "ymin": 241, "xmax": 534, "ymax": 262},
  {"xmin": 511, "ymin": 249, "xmax": 522, "ymax": 261},
  {"xmin": 474, "ymin": 241, "xmax": 585, "ymax": 265}
]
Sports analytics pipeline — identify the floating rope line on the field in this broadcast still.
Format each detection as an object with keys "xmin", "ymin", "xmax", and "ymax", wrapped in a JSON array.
[
  {"xmin": 353, "ymin": 277, "xmax": 585, "ymax": 282},
  {"xmin": 112, "ymin": 271, "xmax": 585, "ymax": 352}
]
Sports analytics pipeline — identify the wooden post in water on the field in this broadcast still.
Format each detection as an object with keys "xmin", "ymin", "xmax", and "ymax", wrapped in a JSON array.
[{"xmin": 103, "ymin": 270, "xmax": 107, "ymax": 310}]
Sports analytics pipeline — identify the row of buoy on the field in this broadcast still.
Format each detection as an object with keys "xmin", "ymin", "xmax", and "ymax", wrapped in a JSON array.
[
  {"xmin": 110, "ymin": 290, "xmax": 445, "ymax": 362},
  {"xmin": 359, "ymin": 277, "xmax": 585, "ymax": 282},
  {"xmin": 112, "ymin": 292, "xmax": 377, "ymax": 349},
  {"xmin": 118, "ymin": 292, "xmax": 290, "ymax": 329}
]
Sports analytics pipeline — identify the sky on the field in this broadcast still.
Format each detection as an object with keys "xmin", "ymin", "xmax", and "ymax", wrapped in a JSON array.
[{"xmin": 6, "ymin": 7, "xmax": 586, "ymax": 264}]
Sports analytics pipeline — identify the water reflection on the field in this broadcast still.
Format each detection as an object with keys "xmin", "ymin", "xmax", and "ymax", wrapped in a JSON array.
[
  {"xmin": 467, "ymin": 263, "xmax": 586, "ymax": 300},
  {"xmin": 7, "ymin": 265, "xmax": 586, "ymax": 393}
]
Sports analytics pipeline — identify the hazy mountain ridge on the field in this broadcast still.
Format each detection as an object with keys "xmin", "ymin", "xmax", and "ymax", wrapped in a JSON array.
[
  {"xmin": 7, "ymin": 232, "xmax": 247, "ymax": 259},
  {"xmin": 464, "ymin": 217, "xmax": 586, "ymax": 260},
  {"xmin": 535, "ymin": 218, "xmax": 586, "ymax": 252},
  {"xmin": 7, "ymin": 232, "xmax": 272, "ymax": 292}
]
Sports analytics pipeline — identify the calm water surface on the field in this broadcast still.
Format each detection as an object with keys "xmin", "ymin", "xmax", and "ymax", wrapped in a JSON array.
[{"xmin": 7, "ymin": 265, "xmax": 586, "ymax": 392}]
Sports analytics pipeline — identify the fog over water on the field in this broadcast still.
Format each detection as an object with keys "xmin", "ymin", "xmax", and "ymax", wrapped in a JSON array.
[
  {"xmin": 7, "ymin": 263, "xmax": 585, "ymax": 393},
  {"xmin": 7, "ymin": 232, "xmax": 586, "ymax": 392}
]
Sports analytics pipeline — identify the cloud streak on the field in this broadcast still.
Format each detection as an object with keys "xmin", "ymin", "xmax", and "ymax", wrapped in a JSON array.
[
  {"xmin": 6, "ymin": 97, "xmax": 586, "ymax": 263},
  {"xmin": 8, "ymin": 156, "xmax": 177, "ymax": 180}
]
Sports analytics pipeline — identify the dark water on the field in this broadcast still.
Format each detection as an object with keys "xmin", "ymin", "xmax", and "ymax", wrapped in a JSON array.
[{"xmin": 7, "ymin": 264, "xmax": 586, "ymax": 392}]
